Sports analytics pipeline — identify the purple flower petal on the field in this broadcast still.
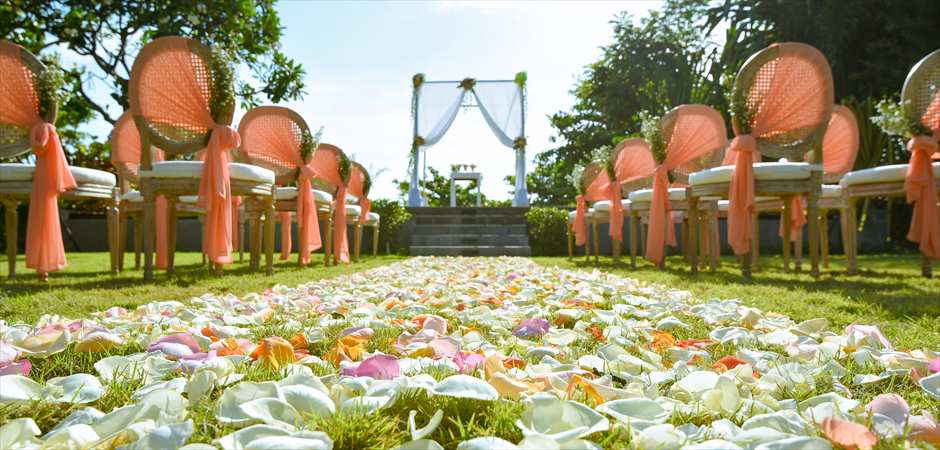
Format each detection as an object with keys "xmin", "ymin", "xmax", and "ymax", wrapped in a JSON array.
[
  {"xmin": 178, "ymin": 351, "xmax": 217, "ymax": 374},
  {"xmin": 928, "ymin": 357, "xmax": 940, "ymax": 374},
  {"xmin": 0, "ymin": 359, "xmax": 31, "ymax": 376},
  {"xmin": 0, "ymin": 341, "xmax": 18, "ymax": 365},
  {"xmin": 453, "ymin": 352, "xmax": 486, "ymax": 373},
  {"xmin": 512, "ymin": 318, "xmax": 550, "ymax": 338},
  {"xmin": 341, "ymin": 354, "xmax": 400, "ymax": 380},
  {"xmin": 148, "ymin": 333, "xmax": 201, "ymax": 359}
]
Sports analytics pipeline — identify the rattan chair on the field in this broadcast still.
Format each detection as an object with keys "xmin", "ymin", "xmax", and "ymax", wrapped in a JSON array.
[
  {"xmin": 0, "ymin": 40, "xmax": 118, "ymax": 279},
  {"xmin": 627, "ymin": 105, "xmax": 727, "ymax": 271},
  {"xmin": 687, "ymin": 42, "xmax": 834, "ymax": 278},
  {"xmin": 234, "ymin": 105, "xmax": 336, "ymax": 267},
  {"xmin": 840, "ymin": 49, "xmax": 940, "ymax": 277},
  {"xmin": 128, "ymin": 36, "xmax": 276, "ymax": 279},
  {"xmin": 110, "ymin": 111, "xmax": 207, "ymax": 271},
  {"xmin": 345, "ymin": 161, "xmax": 379, "ymax": 261},
  {"xmin": 303, "ymin": 143, "xmax": 352, "ymax": 266}
]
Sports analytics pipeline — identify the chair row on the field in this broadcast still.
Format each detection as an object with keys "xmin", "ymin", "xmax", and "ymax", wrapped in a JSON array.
[
  {"xmin": 0, "ymin": 37, "xmax": 381, "ymax": 281},
  {"xmin": 568, "ymin": 43, "xmax": 940, "ymax": 278}
]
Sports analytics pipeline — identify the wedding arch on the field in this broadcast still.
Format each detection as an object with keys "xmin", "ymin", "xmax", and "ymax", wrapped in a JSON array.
[{"xmin": 406, "ymin": 72, "xmax": 529, "ymax": 207}]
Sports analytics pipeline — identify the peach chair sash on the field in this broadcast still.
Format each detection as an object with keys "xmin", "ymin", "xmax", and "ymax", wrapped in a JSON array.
[
  {"xmin": 110, "ymin": 112, "xmax": 170, "ymax": 268},
  {"xmin": 309, "ymin": 143, "xmax": 350, "ymax": 263},
  {"xmin": 573, "ymin": 163, "xmax": 611, "ymax": 247},
  {"xmin": 610, "ymin": 138, "xmax": 657, "ymax": 243},
  {"xmin": 237, "ymin": 106, "xmax": 322, "ymax": 265},
  {"xmin": 646, "ymin": 105, "xmax": 727, "ymax": 265},
  {"xmin": 900, "ymin": 50, "xmax": 940, "ymax": 259},
  {"xmin": 778, "ymin": 105, "xmax": 861, "ymax": 239},
  {"xmin": 0, "ymin": 41, "xmax": 77, "ymax": 274},
  {"xmin": 348, "ymin": 162, "xmax": 372, "ymax": 226},
  {"xmin": 727, "ymin": 43, "xmax": 833, "ymax": 256},
  {"xmin": 129, "ymin": 36, "xmax": 238, "ymax": 265}
]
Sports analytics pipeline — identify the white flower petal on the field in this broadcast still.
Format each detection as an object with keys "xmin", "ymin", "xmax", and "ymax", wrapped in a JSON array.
[
  {"xmin": 239, "ymin": 397, "xmax": 302, "ymax": 430},
  {"xmin": 0, "ymin": 418, "xmax": 40, "ymax": 449},
  {"xmin": 46, "ymin": 373, "xmax": 104, "ymax": 404},
  {"xmin": 432, "ymin": 375, "xmax": 498, "ymax": 401},
  {"xmin": 596, "ymin": 398, "xmax": 671, "ymax": 425},
  {"xmin": 918, "ymin": 372, "xmax": 940, "ymax": 400},
  {"xmin": 0, "ymin": 375, "xmax": 45, "ymax": 404},
  {"xmin": 457, "ymin": 437, "xmax": 519, "ymax": 450},
  {"xmin": 216, "ymin": 381, "xmax": 282, "ymax": 427}
]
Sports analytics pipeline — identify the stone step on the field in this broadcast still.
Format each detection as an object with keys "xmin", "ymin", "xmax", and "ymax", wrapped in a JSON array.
[
  {"xmin": 414, "ymin": 214, "xmax": 527, "ymax": 226},
  {"xmin": 412, "ymin": 224, "xmax": 528, "ymax": 235},
  {"xmin": 411, "ymin": 234, "xmax": 530, "ymax": 246},
  {"xmin": 407, "ymin": 207, "xmax": 529, "ymax": 216},
  {"xmin": 409, "ymin": 245, "xmax": 532, "ymax": 257}
]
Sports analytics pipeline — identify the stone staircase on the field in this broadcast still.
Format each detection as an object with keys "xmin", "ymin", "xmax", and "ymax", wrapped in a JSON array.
[{"xmin": 407, "ymin": 207, "xmax": 531, "ymax": 257}]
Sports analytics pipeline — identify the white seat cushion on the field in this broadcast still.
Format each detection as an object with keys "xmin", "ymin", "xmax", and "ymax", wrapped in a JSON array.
[
  {"xmin": 120, "ymin": 190, "xmax": 200, "ymax": 203},
  {"xmin": 821, "ymin": 184, "xmax": 841, "ymax": 198},
  {"xmin": 345, "ymin": 204, "xmax": 362, "ymax": 217},
  {"xmin": 140, "ymin": 161, "xmax": 275, "ymax": 184},
  {"xmin": 0, "ymin": 163, "xmax": 116, "ymax": 187},
  {"xmin": 689, "ymin": 162, "xmax": 820, "ymax": 186},
  {"xmin": 346, "ymin": 194, "xmax": 359, "ymax": 204},
  {"xmin": 121, "ymin": 190, "xmax": 142, "ymax": 202},
  {"xmin": 718, "ymin": 200, "xmax": 730, "ymax": 212},
  {"xmin": 365, "ymin": 212, "xmax": 380, "ymax": 225},
  {"xmin": 628, "ymin": 188, "xmax": 686, "ymax": 202},
  {"xmin": 275, "ymin": 187, "xmax": 334, "ymax": 204},
  {"xmin": 840, "ymin": 162, "xmax": 940, "ymax": 187},
  {"xmin": 592, "ymin": 199, "xmax": 631, "ymax": 212},
  {"xmin": 568, "ymin": 209, "xmax": 595, "ymax": 221}
]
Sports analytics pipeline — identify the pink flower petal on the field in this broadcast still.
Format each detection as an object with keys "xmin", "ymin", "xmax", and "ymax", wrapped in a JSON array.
[
  {"xmin": 428, "ymin": 337, "xmax": 460, "ymax": 358},
  {"xmin": 422, "ymin": 316, "xmax": 448, "ymax": 335},
  {"xmin": 911, "ymin": 411, "xmax": 940, "ymax": 444},
  {"xmin": 148, "ymin": 333, "xmax": 201, "ymax": 359},
  {"xmin": 0, "ymin": 341, "xmax": 18, "ymax": 365},
  {"xmin": 844, "ymin": 324, "xmax": 891, "ymax": 349},
  {"xmin": 341, "ymin": 354, "xmax": 400, "ymax": 380},
  {"xmin": 866, "ymin": 394, "xmax": 909, "ymax": 425},
  {"xmin": 928, "ymin": 357, "xmax": 940, "ymax": 374},
  {"xmin": 0, "ymin": 359, "xmax": 31, "ymax": 376},
  {"xmin": 339, "ymin": 326, "xmax": 374, "ymax": 340}
]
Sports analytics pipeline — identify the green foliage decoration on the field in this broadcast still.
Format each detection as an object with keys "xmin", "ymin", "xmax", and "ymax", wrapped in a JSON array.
[
  {"xmin": 459, "ymin": 77, "xmax": 476, "ymax": 91},
  {"xmin": 207, "ymin": 46, "xmax": 236, "ymax": 122},
  {"xmin": 300, "ymin": 126, "xmax": 323, "ymax": 162},
  {"xmin": 871, "ymin": 98, "xmax": 933, "ymax": 140},
  {"xmin": 412, "ymin": 73, "xmax": 425, "ymax": 89},
  {"xmin": 34, "ymin": 57, "xmax": 67, "ymax": 120},
  {"xmin": 514, "ymin": 71, "xmax": 527, "ymax": 88},
  {"xmin": 337, "ymin": 151, "xmax": 351, "ymax": 184},
  {"xmin": 525, "ymin": 207, "xmax": 570, "ymax": 256},
  {"xmin": 639, "ymin": 111, "xmax": 667, "ymax": 165}
]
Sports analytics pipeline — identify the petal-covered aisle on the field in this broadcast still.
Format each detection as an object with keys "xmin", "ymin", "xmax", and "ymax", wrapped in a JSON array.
[{"xmin": 1, "ymin": 257, "xmax": 938, "ymax": 449}]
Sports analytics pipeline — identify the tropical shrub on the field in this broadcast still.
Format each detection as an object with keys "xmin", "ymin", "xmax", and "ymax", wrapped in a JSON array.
[
  {"xmin": 525, "ymin": 207, "xmax": 569, "ymax": 256},
  {"xmin": 370, "ymin": 199, "xmax": 411, "ymax": 255}
]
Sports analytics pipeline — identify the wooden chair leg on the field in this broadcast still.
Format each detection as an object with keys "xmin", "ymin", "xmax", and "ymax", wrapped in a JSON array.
[
  {"xmin": 923, "ymin": 253, "xmax": 933, "ymax": 278},
  {"xmin": 612, "ymin": 238, "xmax": 621, "ymax": 264},
  {"xmin": 238, "ymin": 212, "xmax": 245, "ymax": 263},
  {"xmin": 117, "ymin": 211, "xmax": 127, "ymax": 271},
  {"xmin": 324, "ymin": 215, "xmax": 333, "ymax": 267},
  {"xmin": 134, "ymin": 216, "xmax": 142, "ymax": 270},
  {"xmin": 782, "ymin": 197, "xmax": 792, "ymax": 273},
  {"xmin": 807, "ymin": 187, "xmax": 821, "ymax": 278},
  {"xmin": 630, "ymin": 210, "xmax": 638, "ymax": 268},
  {"xmin": 794, "ymin": 230, "xmax": 803, "ymax": 273},
  {"xmin": 250, "ymin": 212, "xmax": 262, "ymax": 272},
  {"xmin": 680, "ymin": 218, "xmax": 689, "ymax": 265},
  {"xmin": 750, "ymin": 212, "xmax": 760, "ymax": 271},
  {"xmin": 688, "ymin": 194, "xmax": 699, "ymax": 275},
  {"xmin": 265, "ymin": 198, "xmax": 275, "ymax": 275},
  {"xmin": 591, "ymin": 220, "xmax": 600, "ymax": 264},
  {"xmin": 353, "ymin": 223, "xmax": 362, "ymax": 262},
  {"xmin": 820, "ymin": 211, "xmax": 829, "ymax": 269},
  {"xmin": 167, "ymin": 200, "xmax": 178, "ymax": 275},
  {"xmin": 142, "ymin": 195, "xmax": 155, "ymax": 281},
  {"xmin": 372, "ymin": 224, "xmax": 379, "ymax": 256},
  {"xmin": 710, "ymin": 210, "xmax": 720, "ymax": 270},
  {"xmin": 4, "ymin": 200, "xmax": 18, "ymax": 279}
]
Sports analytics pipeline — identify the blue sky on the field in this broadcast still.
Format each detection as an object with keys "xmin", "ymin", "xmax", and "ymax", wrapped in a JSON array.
[
  {"xmin": 272, "ymin": 0, "xmax": 661, "ymax": 200},
  {"xmin": 73, "ymin": 1, "xmax": 662, "ymax": 200}
]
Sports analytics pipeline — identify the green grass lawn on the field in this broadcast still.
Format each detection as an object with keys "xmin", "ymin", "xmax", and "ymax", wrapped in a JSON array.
[
  {"xmin": 0, "ymin": 252, "xmax": 405, "ymax": 324},
  {"xmin": 534, "ymin": 254, "xmax": 940, "ymax": 350}
]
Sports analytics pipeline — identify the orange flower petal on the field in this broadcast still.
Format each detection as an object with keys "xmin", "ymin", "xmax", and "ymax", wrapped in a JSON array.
[{"xmin": 822, "ymin": 417, "xmax": 877, "ymax": 450}]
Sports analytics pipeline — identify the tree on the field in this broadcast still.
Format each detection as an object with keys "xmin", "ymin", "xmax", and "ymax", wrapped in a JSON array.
[
  {"xmin": 1, "ymin": 0, "xmax": 306, "ymax": 142},
  {"xmin": 530, "ymin": 6, "xmax": 718, "ymax": 205}
]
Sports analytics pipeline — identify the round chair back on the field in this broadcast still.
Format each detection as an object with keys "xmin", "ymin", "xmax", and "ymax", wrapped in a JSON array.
[
  {"xmin": 0, "ymin": 40, "xmax": 57, "ymax": 159},
  {"xmin": 236, "ymin": 105, "xmax": 312, "ymax": 186}
]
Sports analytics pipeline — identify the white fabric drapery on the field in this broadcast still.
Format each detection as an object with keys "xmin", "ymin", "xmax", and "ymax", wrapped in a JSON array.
[
  {"xmin": 408, "ymin": 76, "xmax": 529, "ymax": 206},
  {"xmin": 471, "ymin": 82, "xmax": 524, "ymax": 149},
  {"xmin": 416, "ymin": 82, "xmax": 466, "ymax": 147}
]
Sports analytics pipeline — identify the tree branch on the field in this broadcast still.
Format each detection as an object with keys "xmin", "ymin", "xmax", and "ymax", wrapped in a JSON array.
[{"xmin": 75, "ymin": 79, "xmax": 116, "ymax": 125}]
